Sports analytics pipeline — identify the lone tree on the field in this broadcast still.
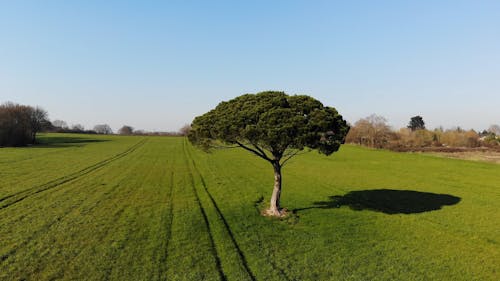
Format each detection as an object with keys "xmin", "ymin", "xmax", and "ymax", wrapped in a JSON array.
[
  {"xmin": 118, "ymin": 125, "xmax": 134, "ymax": 135},
  {"xmin": 408, "ymin": 116, "xmax": 425, "ymax": 131},
  {"xmin": 29, "ymin": 106, "xmax": 49, "ymax": 144},
  {"xmin": 188, "ymin": 91, "xmax": 349, "ymax": 216}
]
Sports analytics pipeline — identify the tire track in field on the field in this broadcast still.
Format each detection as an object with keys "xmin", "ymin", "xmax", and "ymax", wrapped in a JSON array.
[
  {"xmin": 0, "ymin": 154, "xmax": 144, "ymax": 264},
  {"xmin": 1, "ymin": 156, "xmax": 145, "ymax": 263},
  {"xmin": 47, "ymin": 150, "xmax": 159, "ymax": 280},
  {"xmin": 99, "ymin": 154, "xmax": 165, "ymax": 281},
  {"xmin": 0, "ymin": 139, "xmax": 147, "ymax": 210},
  {"xmin": 157, "ymin": 170, "xmax": 175, "ymax": 281},
  {"xmin": 185, "ymin": 146, "xmax": 257, "ymax": 281},
  {"xmin": 204, "ymin": 156, "xmax": 292, "ymax": 281},
  {"xmin": 182, "ymin": 141, "xmax": 227, "ymax": 281},
  {"xmin": 0, "ymin": 182, "xmax": 128, "ymax": 264},
  {"xmin": 1, "ymin": 140, "xmax": 145, "ymax": 276}
]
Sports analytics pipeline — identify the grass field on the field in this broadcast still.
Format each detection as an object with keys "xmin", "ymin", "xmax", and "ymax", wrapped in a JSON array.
[{"xmin": 1, "ymin": 133, "xmax": 499, "ymax": 280}]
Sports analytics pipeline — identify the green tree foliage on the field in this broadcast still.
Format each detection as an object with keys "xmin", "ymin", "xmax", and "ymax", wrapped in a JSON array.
[
  {"xmin": 189, "ymin": 91, "xmax": 349, "ymax": 216},
  {"xmin": 408, "ymin": 116, "xmax": 425, "ymax": 131}
]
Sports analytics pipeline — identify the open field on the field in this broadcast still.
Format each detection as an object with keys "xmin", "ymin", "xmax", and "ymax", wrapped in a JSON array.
[
  {"xmin": 0, "ymin": 133, "xmax": 499, "ymax": 280},
  {"xmin": 429, "ymin": 150, "xmax": 500, "ymax": 164}
]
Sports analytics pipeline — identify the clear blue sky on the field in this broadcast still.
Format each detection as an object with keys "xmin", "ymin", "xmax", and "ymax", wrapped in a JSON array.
[{"xmin": 1, "ymin": 0, "xmax": 499, "ymax": 132}]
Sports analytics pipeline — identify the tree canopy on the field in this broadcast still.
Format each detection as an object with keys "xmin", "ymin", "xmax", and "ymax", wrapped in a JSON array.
[
  {"xmin": 189, "ymin": 91, "xmax": 349, "ymax": 216},
  {"xmin": 189, "ymin": 91, "xmax": 349, "ymax": 159},
  {"xmin": 408, "ymin": 116, "xmax": 425, "ymax": 131},
  {"xmin": 118, "ymin": 125, "xmax": 134, "ymax": 135}
]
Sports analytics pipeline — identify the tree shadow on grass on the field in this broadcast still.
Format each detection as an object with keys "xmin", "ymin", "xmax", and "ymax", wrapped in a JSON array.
[
  {"xmin": 295, "ymin": 189, "xmax": 461, "ymax": 214},
  {"xmin": 32, "ymin": 136, "xmax": 109, "ymax": 148}
]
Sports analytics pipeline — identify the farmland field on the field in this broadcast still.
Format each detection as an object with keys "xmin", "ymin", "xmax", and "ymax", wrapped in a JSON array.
[{"xmin": 1, "ymin": 133, "xmax": 499, "ymax": 280}]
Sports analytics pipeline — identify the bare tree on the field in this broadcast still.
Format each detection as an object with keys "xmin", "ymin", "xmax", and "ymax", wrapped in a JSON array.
[
  {"xmin": 346, "ymin": 114, "xmax": 392, "ymax": 148},
  {"xmin": 93, "ymin": 124, "xmax": 113, "ymax": 134},
  {"xmin": 52, "ymin": 119, "xmax": 68, "ymax": 129},
  {"xmin": 29, "ymin": 106, "xmax": 49, "ymax": 144},
  {"xmin": 72, "ymin": 124, "xmax": 85, "ymax": 132},
  {"xmin": 0, "ymin": 102, "xmax": 38, "ymax": 146},
  {"xmin": 179, "ymin": 124, "xmax": 191, "ymax": 136},
  {"xmin": 118, "ymin": 125, "xmax": 134, "ymax": 135}
]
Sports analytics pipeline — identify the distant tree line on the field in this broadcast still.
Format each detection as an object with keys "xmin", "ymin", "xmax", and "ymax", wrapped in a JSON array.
[
  {"xmin": 1, "ymin": 101, "xmax": 193, "ymax": 147},
  {"xmin": 0, "ymin": 102, "xmax": 50, "ymax": 146},
  {"xmin": 115, "ymin": 124, "xmax": 191, "ymax": 136},
  {"xmin": 346, "ymin": 114, "xmax": 500, "ymax": 151},
  {"xmin": 45, "ymin": 121, "xmax": 107, "ymax": 135},
  {"xmin": 49, "ymin": 122, "xmax": 190, "ymax": 137}
]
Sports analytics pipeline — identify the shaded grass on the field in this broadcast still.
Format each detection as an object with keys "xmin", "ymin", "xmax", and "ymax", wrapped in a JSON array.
[{"xmin": 298, "ymin": 189, "xmax": 461, "ymax": 214}]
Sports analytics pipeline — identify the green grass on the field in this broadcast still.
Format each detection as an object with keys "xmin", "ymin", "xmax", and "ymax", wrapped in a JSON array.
[{"xmin": 0, "ymin": 134, "xmax": 499, "ymax": 280}]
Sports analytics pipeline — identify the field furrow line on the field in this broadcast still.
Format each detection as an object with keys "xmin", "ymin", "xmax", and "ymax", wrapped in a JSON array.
[
  {"xmin": 204, "ymin": 156, "xmax": 292, "ymax": 281},
  {"xmin": 55, "ymin": 150, "xmax": 161, "ymax": 280},
  {"xmin": 0, "ymin": 179, "xmax": 129, "ymax": 265},
  {"xmin": 186, "ymin": 148, "xmax": 257, "ymax": 281},
  {"xmin": 157, "ymin": 170, "xmax": 175, "ymax": 281},
  {"xmin": 182, "ymin": 141, "xmax": 227, "ymax": 281},
  {"xmin": 0, "ymin": 139, "xmax": 147, "ymax": 210}
]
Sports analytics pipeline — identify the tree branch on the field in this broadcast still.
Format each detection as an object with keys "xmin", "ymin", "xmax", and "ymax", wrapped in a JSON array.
[
  {"xmin": 235, "ymin": 141, "xmax": 272, "ymax": 162},
  {"xmin": 250, "ymin": 142, "xmax": 272, "ymax": 160},
  {"xmin": 211, "ymin": 144, "xmax": 239, "ymax": 149},
  {"xmin": 280, "ymin": 149, "xmax": 310, "ymax": 166}
]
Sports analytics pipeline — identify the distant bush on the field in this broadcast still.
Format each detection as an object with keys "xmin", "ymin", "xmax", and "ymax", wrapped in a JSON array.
[{"xmin": 347, "ymin": 115, "xmax": 485, "ymax": 151}]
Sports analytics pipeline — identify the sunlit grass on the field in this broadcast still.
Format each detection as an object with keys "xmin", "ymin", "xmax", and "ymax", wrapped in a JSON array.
[{"xmin": 0, "ymin": 134, "xmax": 498, "ymax": 280}]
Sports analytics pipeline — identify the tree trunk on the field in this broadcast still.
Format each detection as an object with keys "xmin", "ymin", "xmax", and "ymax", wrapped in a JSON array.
[{"xmin": 268, "ymin": 161, "xmax": 282, "ymax": 216}]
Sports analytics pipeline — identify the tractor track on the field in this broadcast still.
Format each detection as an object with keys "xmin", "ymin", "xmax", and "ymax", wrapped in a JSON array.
[
  {"xmin": 186, "ymin": 148, "xmax": 257, "ymax": 281},
  {"xmin": 0, "ymin": 139, "xmax": 147, "ymax": 210},
  {"xmin": 0, "ymin": 148, "xmax": 147, "ymax": 264},
  {"xmin": 157, "ymin": 170, "xmax": 175, "ymax": 281},
  {"xmin": 204, "ymin": 156, "xmax": 292, "ymax": 281},
  {"xmin": 183, "ymin": 141, "xmax": 261, "ymax": 280},
  {"xmin": 100, "ymin": 154, "xmax": 164, "ymax": 281},
  {"xmin": 182, "ymin": 141, "xmax": 227, "ymax": 281},
  {"xmin": 0, "ymin": 178, "xmax": 131, "ymax": 264}
]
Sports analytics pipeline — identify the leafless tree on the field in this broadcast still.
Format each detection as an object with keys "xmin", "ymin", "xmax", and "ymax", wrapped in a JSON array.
[
  {"xmin": 29, "ymin": 106, "xmax": 49, "ymax": 143},
  {"xmin": 179, "ymin": 124, "xmax": 191, "ymax": 136},
  {"xmin": 346, "ymin": 114, "xmax": 392, "ymax": 148},
  {"xmin": 52, "ymin": 119, "xmax": 68, "ymax": 129},
  {"xmin": 72, "ymin": 124, "xmax": 85, "ymax": 132},
  {"xmin": 0, "ymin": 102, "xmax": 39, "ymax": 146},
  {"xmin": 93, "ymin": 124, "xmax": 113, "ymax": 134}
]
